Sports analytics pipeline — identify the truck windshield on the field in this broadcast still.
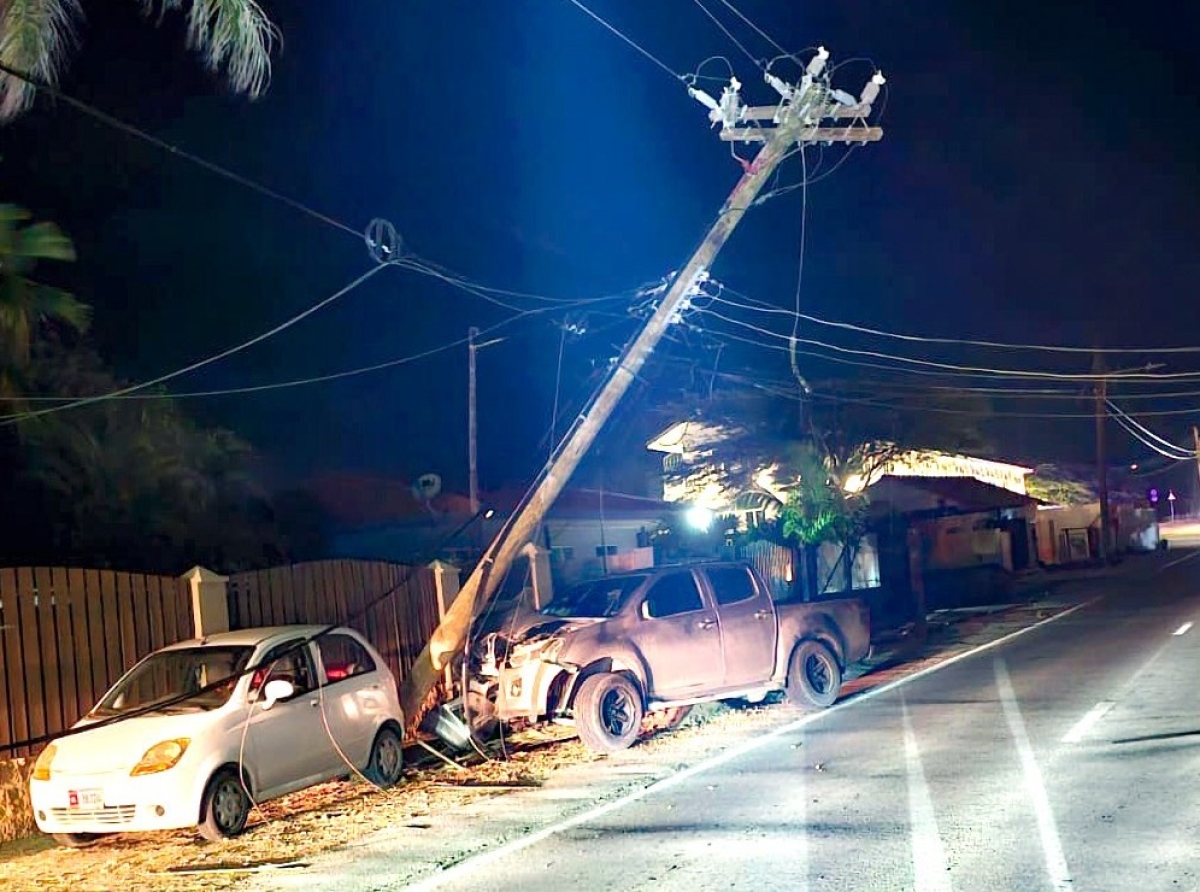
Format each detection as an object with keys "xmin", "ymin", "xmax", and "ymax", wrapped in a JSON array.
[
  {"xmin": 541, "ymin": 575, "xmax": 648, "ymax": 618},
  {"xmin": 90, "ymin": 646, "xmax": 254, "ymax": 717}
]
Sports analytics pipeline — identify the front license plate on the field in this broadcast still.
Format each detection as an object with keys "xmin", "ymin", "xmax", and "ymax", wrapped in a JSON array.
[{"xmin": 68, "ymin": 789, "xmax": 103, "ymax": 809}]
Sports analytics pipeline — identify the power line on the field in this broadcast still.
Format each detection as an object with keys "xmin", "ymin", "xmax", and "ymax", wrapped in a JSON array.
[
  {"xmin": 696, "ymin": 308, "xmax": 1198, "ymax": 381},
  {"xmin": 710, "ymin": 282, "xmax": 1200, "ymax": 356},
  {"xmin": 1106, "ymin": 399, "xmax": 1196, "ymax": 458},
  {"xmin": 690, "ymin": 0, "xmax": 760, "ymax": 67},
  {"xmin": 0, "ymin": 262, "xmax": 398, "ymax": 425},
  {"xmin": 1109, "ymin": 411, "xmax": 1196, "ymax": 460},
  {"xmin": 8, "ymin": 295, "xmax": 635, "ymax": 405},
  {"xmin": 716, "ymin": 0, "xmax": 790, "ymax": 56},
  {"xmin": 0, "ymin": 60, "xmax": 362, "ymax": 241},
  {"xmin": 562, "ymin": 0, "xmax": 684, "ymax": 82}
]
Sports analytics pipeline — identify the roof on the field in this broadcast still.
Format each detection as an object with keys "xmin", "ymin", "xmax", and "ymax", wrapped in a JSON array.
[
  {"xmin": 867, "ymin": 475, "xmax": 1041, "ymax": 516},
  {"xmin": 487, "ymin": 486, "xmax": 680, "ymax": 519},
  {"xmin": 302, "ymin": 472, "xmax": 473, "ymax": 528},
  {"xmin": 645, "ymin": 419, "xmax": 740, "ymax": 454},
  {"xmin": 163, "ymin": 624, "xmax": 346, "ymax": 650}
]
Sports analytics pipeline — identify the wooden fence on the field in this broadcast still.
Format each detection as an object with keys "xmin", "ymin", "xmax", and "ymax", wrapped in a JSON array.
[
  {"xmin": 225, "ymin": 560, "xmax": 440, "ymax": 696},
  {"xmin": 0, "ymin": 568, "xmax": 193, "ymax": 758}
]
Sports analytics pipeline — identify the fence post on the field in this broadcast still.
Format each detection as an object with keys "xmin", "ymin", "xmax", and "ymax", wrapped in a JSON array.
[
  {"xmin": 429, "ymin": 561, "xmax": 461, "ymax": 692},
  {"xmin": 521, "ymin": 542, "xmax": 554, "ymax": 610},
  {"xmin": 186, "ymin": 566, "xmax": 229, "ymax": 638}
]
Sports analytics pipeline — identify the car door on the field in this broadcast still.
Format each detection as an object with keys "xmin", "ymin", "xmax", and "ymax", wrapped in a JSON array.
[
  {"xmin": 704, "ymin": 566, "xmax": 778, "ymax": 688},
  {"xmin": 633, "ymin": 570, "xmax": 724, "ymax": 698},
  {"xmin": 242, "ymin": 639, "xmax": 336, "ymax": 796},
  {"xmin": 313, "ymin": 632, "xmax": 391, "ymax": 769}
]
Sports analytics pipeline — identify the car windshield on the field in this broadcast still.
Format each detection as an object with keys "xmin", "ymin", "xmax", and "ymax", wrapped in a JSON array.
[
  {"xmin": 540, "ymin": 575, "xmax": 648, "ymax": 618},
  {"xmin": 91, "ymin": 646, "xmax": 254, "ymax": 717}
]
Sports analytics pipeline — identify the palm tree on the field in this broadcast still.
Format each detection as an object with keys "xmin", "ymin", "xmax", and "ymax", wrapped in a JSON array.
[
  {"xmin": 0, "ymin": 203, "xmax": 90, "ymax": 405},
  {"xmin": 0, "ymin": 0, "xmax": 279, "ymax": 121}
]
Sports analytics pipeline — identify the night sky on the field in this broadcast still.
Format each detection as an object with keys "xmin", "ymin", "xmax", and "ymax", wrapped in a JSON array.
[{"xmin": 3, "ymin": 1, "xmax": 1199, "ymax": 501}]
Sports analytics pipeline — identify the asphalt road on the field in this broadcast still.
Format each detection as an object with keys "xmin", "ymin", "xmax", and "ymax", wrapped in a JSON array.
[{"xmin": 389, "ymin": 554, "xmax": 1200, "ymax": 892}]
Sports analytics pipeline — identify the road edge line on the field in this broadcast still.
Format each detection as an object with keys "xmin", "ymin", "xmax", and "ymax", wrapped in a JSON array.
[{"xmin": 394, "ymin": 597, "xmax": 1098, "ymax": 892}]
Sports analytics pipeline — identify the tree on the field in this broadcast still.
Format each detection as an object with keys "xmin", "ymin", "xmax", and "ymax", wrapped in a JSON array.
[
  {"xmin": 0, "ymin": 0, "xmax": 279, "ymax": 121},
  {"xmin": 0, "ymin": 202, "xmax": 90, "ymax": 375},
  {"xmin": 7, "ymin": 338, "xmax": 289, "ymax": 572}
]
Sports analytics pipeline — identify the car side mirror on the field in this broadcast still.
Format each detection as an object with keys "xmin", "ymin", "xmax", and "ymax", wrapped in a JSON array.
[
  {"xmin": 639, "ymin": 600, "xmax": 652, "ymax": 620},
  {"xmin": 260, "ymin": 679, "xmax": 295, "ymax": 711}
]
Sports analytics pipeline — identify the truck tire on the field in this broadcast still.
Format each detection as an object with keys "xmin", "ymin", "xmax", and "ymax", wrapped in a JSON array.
[
  {"xmin": 574, "ymin": 672, "xmax": 644, "ymax": 753},
  {"xmin": 786, "ymin": 639, "xmax": 842, "ymax": 709}
]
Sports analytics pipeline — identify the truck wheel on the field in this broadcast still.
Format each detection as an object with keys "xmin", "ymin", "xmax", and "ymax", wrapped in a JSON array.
[
  {"xmin": 575, "ymin": 673, "xmax": 644, "ymax": 752},
  {"xmin": 786, "ymin": 640, "xmax": 842, "ymax": 709}
]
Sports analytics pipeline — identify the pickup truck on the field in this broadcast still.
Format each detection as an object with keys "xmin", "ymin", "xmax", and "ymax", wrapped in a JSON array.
[{"xmin": 473, "ymin": 561, "xmax": 871, "ymax": 752}]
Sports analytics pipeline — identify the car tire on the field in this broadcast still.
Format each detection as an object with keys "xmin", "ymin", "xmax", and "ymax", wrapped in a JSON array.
[
  {"xmin": 574, "ymin": 672, "xmax": 644, "ymax": 753},
  {"xmin": 52, "ymin": 832, "xmax": 106, "ymax": 848},
  {"xmin": 364, "ymin": 725, "xmax": 404, "ymax": 787},
  {"xmin": 785, "ymin": 639, "xmax": 842, "ymax": 709},
  {"xmin": 198, "ymin": 768, "xmax": 251, "ymax": 841}
]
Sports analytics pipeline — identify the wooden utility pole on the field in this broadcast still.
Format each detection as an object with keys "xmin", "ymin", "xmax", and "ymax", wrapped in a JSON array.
[
  {"xmin": 1193, "ymin": 425, "xmax": 1200, "ymax": 516},
  {"xmin": 468, "ymin": 326, "xmax": 480, "ymax": 515},
  {"xmin": 400, "ymin": 52, "xmax": 887, "ymax": 726},
  {"xmin": 1093, "ymin": 352, "xmax": 1111, "ymax": 562}
]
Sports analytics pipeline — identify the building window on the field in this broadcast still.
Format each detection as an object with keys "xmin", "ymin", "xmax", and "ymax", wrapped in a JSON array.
[{"xmin": 595, "ymin": 545, "xmax": 618, "ymax": 557}]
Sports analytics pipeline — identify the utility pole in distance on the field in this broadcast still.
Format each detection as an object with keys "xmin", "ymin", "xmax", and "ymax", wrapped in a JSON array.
[
  {"xmin": 1192, "ymin": 425, "xmax": 1200, "ymax": 517},
  {"xmin": 468, "ymin": 326, "xmax": 480, "ymax": 515},
  {"xmin": 401, "ymin": 49, "xmax": 887, "ymax": 727},
  {"xmin": 1093, "ymin": 351, "xmax": 1111, "ymax": 563}
]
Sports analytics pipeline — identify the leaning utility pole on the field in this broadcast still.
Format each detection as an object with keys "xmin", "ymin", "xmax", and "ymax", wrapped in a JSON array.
[{"xmin": 401, "ymin": 49, "xmax": 887, "ymax": 726}]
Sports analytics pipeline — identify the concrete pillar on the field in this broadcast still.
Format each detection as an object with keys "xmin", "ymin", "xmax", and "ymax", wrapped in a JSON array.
[
  {"xmin": 522, "ymin": 542, "xmax": 554, "ymax": 610},
  {"xmin": 186, "ymin": 566, "xmax": 229, "ymax": 639},
  {"xmin": 429, "ymin": 560, "xmax": 461, "ymax": 692}
]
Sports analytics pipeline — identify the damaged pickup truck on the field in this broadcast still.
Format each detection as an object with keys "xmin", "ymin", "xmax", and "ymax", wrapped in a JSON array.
[{"xmin": 472, "ymin": 561, "xmax": 870, "ymax": 752}]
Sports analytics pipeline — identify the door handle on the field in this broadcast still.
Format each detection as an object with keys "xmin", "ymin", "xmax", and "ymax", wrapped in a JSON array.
[
  {"xmin": 754, "ymin": 610, "xmax": 772, "ymax": 620},
  {"xmin": 696, "ymin": 618, "xmax": 717, "ymax": 630},
  {"xmin": 309, "ymin": 699, "xmax": 320, "ymax": 708}
]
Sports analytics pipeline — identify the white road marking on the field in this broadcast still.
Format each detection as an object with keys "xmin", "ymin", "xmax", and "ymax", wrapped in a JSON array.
[
  {"xmin": 901, "ymin": 696, "xmax": 953, "ymax": 892},
  {"xmin": 394, "ymin": 601, "xmax": 1095, "ymax": 892},
  {"xmin": 994, "ymin": 659, "xmax": 1072, "ymax": 891},
  {"xmin": 1061, "ymin": 700, "xmax": 1115, "ymax": 744},
  {"xmin": 1160, "ymin": 549, "xmax": 1200, "ymax": 572},
  {"xmin": 1173, "ymin": 621, "xmax": 1193, "ymax": 636}
]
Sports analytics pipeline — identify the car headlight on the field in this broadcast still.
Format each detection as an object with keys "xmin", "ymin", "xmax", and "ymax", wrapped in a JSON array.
[
  {"xmin": 32, "ymin": 744, "xmax": 57, "ymax": 781},
  {"xmin": 130, "ymin": 739, "xmax": 191, "ymax": 777}
]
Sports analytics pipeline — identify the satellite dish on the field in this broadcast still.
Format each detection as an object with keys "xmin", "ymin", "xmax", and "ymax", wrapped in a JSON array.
[{"xmin": 412, "ymin": 473, "xmax": 443, "ymax": 504}]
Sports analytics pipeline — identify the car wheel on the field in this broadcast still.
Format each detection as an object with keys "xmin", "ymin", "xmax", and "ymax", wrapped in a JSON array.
[
  {"xmin": 52, "ymin": 832, "xmax": 106, "ymax": 849},
  {"xmin": 575, "ymin": 673, "xmax": 644, "ymax": 753},
  {"xmin": 786, "ymin": 639, "xmax": 842, "ymax": 709},
  {"xmin": 198, "ymin": 769, "xmax": 251, "ymax": 841},
  {"xmin": 364, "ymin": 725, "xmax": 404, "ymax": 787}
]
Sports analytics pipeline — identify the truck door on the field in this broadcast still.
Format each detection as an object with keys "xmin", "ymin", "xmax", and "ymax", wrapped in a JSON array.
[
  {"xmin": 705, "ymin": 565, "xmax": 778, "ymax": 688},
  {"xmin": 634, "ymin": 570, "xmax": 724, "ymax": 698}
]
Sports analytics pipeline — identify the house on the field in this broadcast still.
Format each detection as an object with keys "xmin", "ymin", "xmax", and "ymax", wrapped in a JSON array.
[
  {"xmin": 304, "ymin": 473, "xmax": 681, "ymax": 586},
  {"xmin": 645, "ymin": 418, "xmax": 1035, "ymax": 523}
]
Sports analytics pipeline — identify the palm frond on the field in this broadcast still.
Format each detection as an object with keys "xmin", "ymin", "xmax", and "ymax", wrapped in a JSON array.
[
  {"xmin": 31, "ymin": 283, "xmax": 91, "ymax": 332},
  {"xmin": 16, "ymin": 219, "xmax": 75, "ymax": 261},
  {"xmin": 0, "ymin": 0, "xmax": 81, "ymax": 121},
  {"xmin": 140, "ymin": 0, "xmax": 278, "ymax": 98}
]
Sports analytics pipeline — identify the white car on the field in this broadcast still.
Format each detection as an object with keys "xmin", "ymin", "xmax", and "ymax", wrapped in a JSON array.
[{"xmin": 29, "ymin": 624, "xmax": 406, "ymax": 847}]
